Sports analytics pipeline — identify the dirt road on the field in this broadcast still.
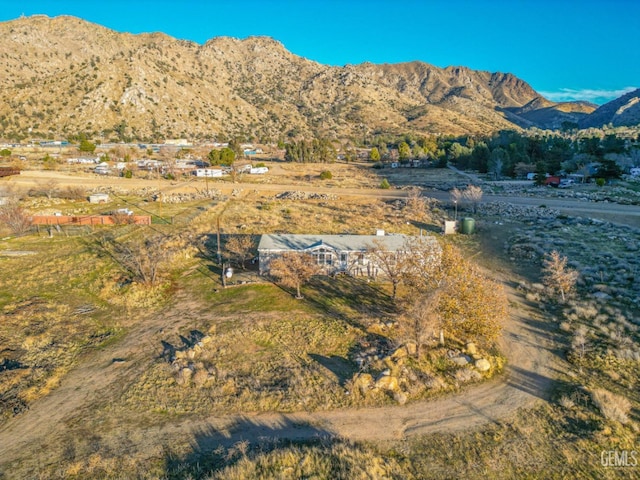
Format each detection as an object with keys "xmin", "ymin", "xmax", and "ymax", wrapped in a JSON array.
[
  {"xmin": 7, "ymin": 170, "xmax": 640, "ymax": 227},
  {"xmin": 0, "ymin": 263, "xmax": 560, "ymax": 474},
  {"xmin": 0, "ymin": 167, "xmax": 626, "ymax": 473}
]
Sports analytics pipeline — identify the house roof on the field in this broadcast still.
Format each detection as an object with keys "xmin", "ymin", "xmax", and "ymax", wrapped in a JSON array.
[{"xmin": 258, "ymin": 234, "xmax": 424, "ymax": 252}]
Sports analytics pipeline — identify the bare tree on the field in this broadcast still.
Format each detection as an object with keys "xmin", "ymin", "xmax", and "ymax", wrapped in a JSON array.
[
  {"xmin": 101, "ymin": 234, "xmax": 178, "ymax": 286},
  {"xmin": 462, "ymin": 185, "xmax": 483, "ymax": 214},
  {"xmin": 111, "ymin": 211, "xmax": 135, "ymax": 225},
  {"xmin": 449, "ymin": 187, "xmax": 463, "ymax": 205},
  {"xmin": 30, "ymin": 179, "xmax": 59, "ymax": 200},
  {"xmin": 398, "ymin": 288, "xmax": 443, "ymax": 358},
  {"xmin": 571, "ymin": 326, "xmax": 590, "ymax": 373},
  {"xmin": 366, "ymin": 238, "xmax": 408, "ymax": 299},
  {"xmin": 225, "ymin": 235, "xmax": 256, "ymax": 270},
  {"xmin": 269, "ymin": 252, "xmax": 320, "ymax": 299},
  {"xmin": 0, "ymin": 198, "xmax": 32, "ymax": 234},
  {"xmin": 406, "ymin": 188, "xmax": 427, "ymax": 222},
  {"xmin": 542, "ymin": 250, "xmax": 579, "ymax": 302},
  {"xmin": 402, "ymin": 236, "xmax": 442, "ymax": 293}
]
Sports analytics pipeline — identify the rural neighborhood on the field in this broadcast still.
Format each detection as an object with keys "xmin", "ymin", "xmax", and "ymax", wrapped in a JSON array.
[{"xmin": 1, "ymin": 7, "xmax": 639, "ymax": 480}]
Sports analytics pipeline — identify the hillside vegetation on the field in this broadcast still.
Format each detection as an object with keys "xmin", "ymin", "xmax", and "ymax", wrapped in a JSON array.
[{"xmin": 0, "ymin": 15, "xmax": 594, "ymax": 142}]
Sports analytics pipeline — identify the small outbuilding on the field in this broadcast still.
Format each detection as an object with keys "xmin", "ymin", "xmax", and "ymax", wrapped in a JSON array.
[{"xmin": 89, "ymin": 193, "xmax": 110, "ymax": 204}]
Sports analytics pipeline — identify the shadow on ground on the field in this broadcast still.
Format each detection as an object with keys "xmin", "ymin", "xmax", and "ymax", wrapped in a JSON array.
[{"xmin": 164, "ymin": 416, "xmax": 335, "ymax": 479}]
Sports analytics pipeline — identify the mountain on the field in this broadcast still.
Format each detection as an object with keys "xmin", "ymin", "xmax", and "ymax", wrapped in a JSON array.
[
  {"xmin": 506, "ymin": 97, "xmax": 596, "ymax": 129},
  {"xmin": 0, "ymin": 15, "xmax": 593, "ymax": 142},
  {"xmin": 579, "ymin": 88, "xmax": 640, "ymax": 128}
]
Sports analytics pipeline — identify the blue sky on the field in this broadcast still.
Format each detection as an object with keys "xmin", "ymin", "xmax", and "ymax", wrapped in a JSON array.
[{"xmin": 1, "ymin": 0, "xmax": 637, "ymax": 104}]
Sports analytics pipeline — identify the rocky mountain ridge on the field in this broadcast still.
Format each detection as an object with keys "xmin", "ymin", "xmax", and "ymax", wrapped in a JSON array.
[
  {"xmin": 579, "ymin": 88, "xmax": 640, "ymax": 129},
  {"xmin": 0, "ymin": 15, "xmax": 618, "ymax": 142}
]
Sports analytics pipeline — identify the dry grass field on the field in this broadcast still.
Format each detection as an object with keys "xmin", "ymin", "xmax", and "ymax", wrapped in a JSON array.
[{"xmin": 1, "ymin": 162, "xmax": 639, "ymax": 479}]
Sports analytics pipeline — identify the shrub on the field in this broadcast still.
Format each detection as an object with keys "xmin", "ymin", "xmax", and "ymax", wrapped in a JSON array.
[
  {"xmin": 123, "ymin": 169, "xmax": 133, "ymax": 178},
  {"xmin": 0, "ymin": 200, "xmax": 32, "ymax": 234},
  {"xmin": 60, "ymin": 186, "xmax": 87, "ymax": 200},
  {"xmin": 380, "ymin": 178, "xmax": 391, "ymax": 189},
  {"xmin": 595, "ymin": 178, "xmax": 606, "ymax": 187},
  {"xmin": 320, "ymin": 170, "xmax": 332, "ymax": 180},
  {"xmin": 558, "ymin": 395, "xmax": 575, "ymax": 409},
  {"xmin": 591, "ymin": 388, "xmax": 631, "ymax": 424}
]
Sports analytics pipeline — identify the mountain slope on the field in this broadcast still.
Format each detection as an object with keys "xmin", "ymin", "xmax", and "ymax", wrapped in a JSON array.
[
  {"xmin": 506, "ymin": 98, "xmax": 596, "ymax": 129},
  {"xmin": 579, "ymin": 88, "xmax": 640, "ymax": 128},
  {"xmin": 0, "ymin": 15, "xmax": 590, "ymax": 141}
]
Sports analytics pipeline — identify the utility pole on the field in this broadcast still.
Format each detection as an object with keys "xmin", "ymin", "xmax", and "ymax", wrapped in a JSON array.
[{"xmin": 216, "ymin": 215, "xmax": 222, "ymax": 265}]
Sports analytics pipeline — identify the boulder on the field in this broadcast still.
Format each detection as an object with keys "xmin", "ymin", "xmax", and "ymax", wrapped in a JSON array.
[
  {"xmin": 593, "ymin": 291, "xmax": 611, "ymax": 300},
  {"xmin": 393, "ymin": 392, "xmax": 408, "ymax": 405},
  {"xmin": 450, "ymin": 355, "xmax": 471, "ymax": 366},
  {"xmin": 466, "ymin": 342, "xmax": 477, "ymax": 355},
  {"xmin": 405, "ymin": 342, "xmax": 417, "ymax": 356},
  {"xmin": 353, "ymin": 373, "xmax": 374, "ymax": 394},
  {"xmin": 375, "ymin": 375, "xmax": 399, "ymax": 392},
  {"xmin": 391, "ymin": 346, "xmax": 409, "ymax": 359},
  {"xmin": 475, "ymin": 358, "xmax": 491, "ymax": 372}
]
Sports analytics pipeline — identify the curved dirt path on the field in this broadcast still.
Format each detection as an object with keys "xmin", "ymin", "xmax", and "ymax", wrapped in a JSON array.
[{"xmin": 0, "ymin": 267, "xmax": 560, "ymax": 473}]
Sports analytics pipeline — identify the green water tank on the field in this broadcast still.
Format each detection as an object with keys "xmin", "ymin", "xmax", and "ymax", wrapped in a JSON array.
[{"xmin": 460, "ymin": 217, "xmax": 475, "ymax": 235}]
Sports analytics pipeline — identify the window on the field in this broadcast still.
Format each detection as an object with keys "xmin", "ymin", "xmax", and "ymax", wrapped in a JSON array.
[
  {"xmin": 357, "ymin": 253, "xmax": 364, "ymax": 265},
  {"xmin": 340, "ymin": 253, "xmax": 347, "ymax": 263},
  {"xmin": 313, "ymin": 248, "xmax": 333, "ymax": 266}
]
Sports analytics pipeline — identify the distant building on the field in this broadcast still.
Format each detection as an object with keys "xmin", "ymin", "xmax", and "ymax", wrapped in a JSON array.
[
  {"xmin": 194, "ymin": 168, "xmax": 224, "ymax": 177},
  {"xmin": 89, "ymin": 193, "xmax": 110, "ymax": 204},
  {"xmin": 164, "ymin": 139, "xmax": 190, "ymax": 146}
]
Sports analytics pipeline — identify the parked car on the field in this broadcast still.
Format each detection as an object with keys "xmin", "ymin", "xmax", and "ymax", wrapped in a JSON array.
[{"xmin": 558, "ymin": 179, "xmax": 574, "ymax": 188}]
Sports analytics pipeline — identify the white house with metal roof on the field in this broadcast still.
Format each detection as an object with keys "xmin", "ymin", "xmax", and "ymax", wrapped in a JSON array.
[{"xmin": 258, "ymin": 232, "xmax": 438, "ymax": 277}]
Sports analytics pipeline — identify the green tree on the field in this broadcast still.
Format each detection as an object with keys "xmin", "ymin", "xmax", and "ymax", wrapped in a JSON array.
[
  {"xmin": 114, "ymin": 121, "xmax": 128, "ymax": 143},
  {"xmin": 601, "ymin": 134, "xmax": 626, "ymax": 154},
  {"xmin": 471, "ymin": 143, "xmax": 490, "ymax": 172},
  {"xmin": 380, "ymin": 178, "xmax": 391, "ymax": 189},
  {"xmin": 0, "ymin": 148, "xmax": 11, "ymax": 157},
  {"xmin": 369, "ymin": 147, "xmax": 381, "ymax": 162},
  {"xmin": 596, "ymin": 159, "xmax": 622, "ymax": 180},
  {"xmin": 228, "ymin": 138, "xmax": 244, "ymax": 158},
  {"xmin": 207, "ymin": 149, "xmax": 221, "ymax": 165},
  {"xmin": 219, "ymin": 147, "xmax": 236, "ymax": 166},
  {"xmin": 313, "ymin": 138, "xmax": 336, "ymax": 163},
  {"xmin": 79, "ymin": 139, "xmax": 96, "ymax": 153},
  {"xmin": 449, "ymin": 142, "xmax": 473, "ymax": 168},
  {"xmin": 398, "ymin": 141, "xmax": 411, "ymax": 161}
]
